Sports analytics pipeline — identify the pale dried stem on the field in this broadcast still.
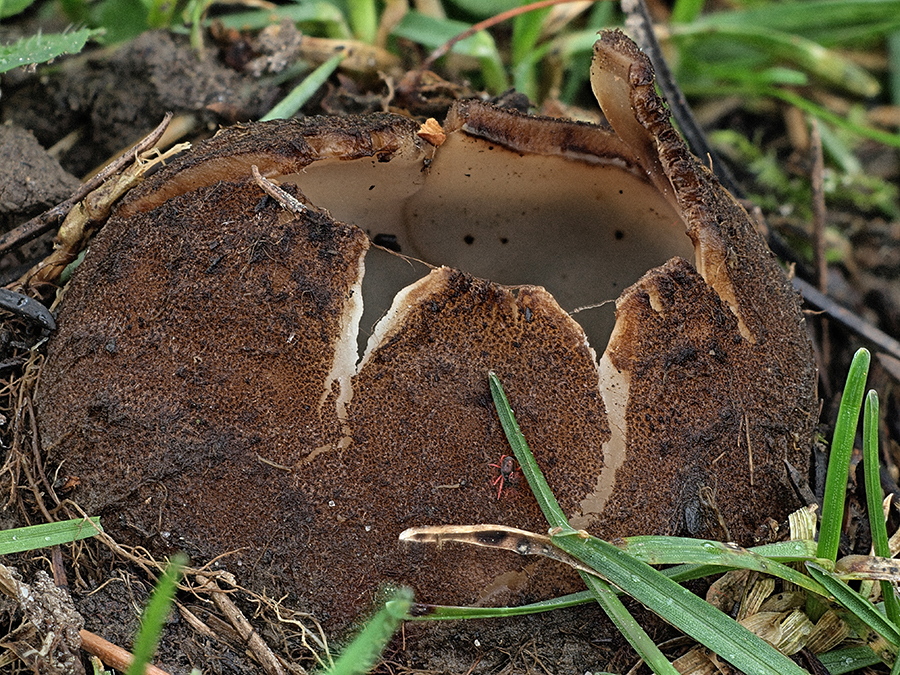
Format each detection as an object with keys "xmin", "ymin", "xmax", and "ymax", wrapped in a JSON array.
[{"xmin": 251, "ymin": 165, "xmax": 308, "ymax": 214}]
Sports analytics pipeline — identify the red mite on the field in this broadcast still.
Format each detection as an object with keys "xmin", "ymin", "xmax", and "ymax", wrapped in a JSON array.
[{"xmin": 489, "ymin": 454, "xmax": 519, "ymax": 499}]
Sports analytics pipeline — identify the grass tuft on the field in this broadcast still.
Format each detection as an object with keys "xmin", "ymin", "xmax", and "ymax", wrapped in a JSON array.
[
  {"xmin": 818, "ymin": 348, "xmax": 871, "ymax": 561},
  {"xmin": 126, "ymin": 553, "xmax": 187, "ymax": 675},
  {"xmin": 0, "ymin": 517, "xmax": 102, "ymax": 555},
  {"xmin": 321, "ymin": 586, "xmax": 413, "ymax": 675}
]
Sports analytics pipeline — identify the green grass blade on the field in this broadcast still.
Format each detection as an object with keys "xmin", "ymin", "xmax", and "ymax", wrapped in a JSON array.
[
  {"xmin": 510, "ymin": 7, "xmax": 551, "ymax": 101},
  {"xmin": 488, "ymin": 371, "xmax": 567, "ymax": 529},
  {"xmin": 214, "ymin": 3, "xmax": 352, "ymax": 38},
  {"xmin": 691, "ymin": 0, "xmax": 900, "ymax": 44},
  {"xmin": 818, "ymin": 645, "xmax": 883, "ymax": 673},
  {"xmin": 448, "ymin": 0, "xmax": 518, "ymax": 19},
  {"xmin": 261, "ymin": 53, "xmax": 345, "ymax": 121},
  {"xmin": 477, "ymin": 57, "xmax": 509, "ymax": 100},
  {"xmin": 414, "ymin": 541, "xmax": 820, "ymax": 621},
  {"xmin": 0, "ymin": 517, "xmax": 103, "ymax": 555},
  {"xmin": 770, "ymin": 90, "xmax": 900, "ymax": 149},
  {"xmin": 145, "ymin": 0, "xmax": 177, "ymax": 29},
  {"xmin": 323, "ymin": 586, "xmax": 413, "ymax": 675},
  {"xmin": 815, "ymin": 116, "xmax": 863, "ymax": 174},
  {"xmin": 412, "ymin": 565, "xmax": 733, "ymax": 621},
  {"xmin": 818, "ymin": 348, "xmax": 871, "ymax": 561},
  {"xmin": 347, "ymin": 0, "xmax": 376, "ymax": 44},
  {"xmin": 890, "ymin": 30, "xmax": 900, "ymax": 105},
  {"xmin": 617, "ymin": 536, "xmax": 828, "ymax": 596},
  {"xmin": 488, "ymin": 372, "xmax": 807, "ymax": 675},
  {"xmin": 490, "ymin": 372, "xmax": 678, "ymax": 673},
  {"xmin": 863, "ymin": 392, "xmax": 884, "ymax": 559},
  {"xmin": 584, "ymin": 575, "xmax": 680, "ymax": 675},
  {"xmin": 863, "ymin": 390, "xmax": 900, "ymax": 625},
  {"xmin": 671, "ymin": 24, "xmax": 880, "ymax": 96},
  {"xmin": 688, "ymin": 84, "xmax": 900, "ymax": 148},
  {"xmin": 0, "ymin": 0, "xmax": 36, "ymax": 19},
  {"xmin": 750, "ymin": 539, "xmax": 820, "ymax": 559},
  {"xmin": 807, "ymin": 563, "xmax": 900, "ymax": 646},
  {"xmin": 511, "ymin": 6, "xmax": 550, "ymax": 67},
  {"xmin": 0, "ymin": 28, "xmax": 99, "ymax": 74},
  {"xmin": 623, "ymin": 536, "xmax": 819, "ymax": 561},
  {"xmin": 671, "ymin": 0, "xmax": 706, "ymax": 24},
  {"xmin": 126, "ymin": 553, "xmax": 187, "ymax": 675},
  {"xmin": 93, "ymin": 0, "xmax": 149, "ymax": 45},
  {"xmin": 553, "ymin": 533, "xmax": 809, "ymax": 675},
  {"xmin": 412, "ymin": 591, "xmax": 596, "ymax": 620},
  {"xmin": 602, "ymin": 540, "xmax": 816, "ymax": 588}
]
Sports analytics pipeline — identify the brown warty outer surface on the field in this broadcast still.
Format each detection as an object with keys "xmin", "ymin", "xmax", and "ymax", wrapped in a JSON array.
[{"xmin": 35, "ymin": 30, "xmax": 817, "ymax": 631}]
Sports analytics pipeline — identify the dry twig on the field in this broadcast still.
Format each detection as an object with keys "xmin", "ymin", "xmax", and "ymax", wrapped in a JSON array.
[
  {"xmin": 0, "ymin": 114, "xmax": 174, "ymax": 257},
  {"xmin": 79, "ymin": 629, "xmax": 172, "ymax": 675},
  {"xmin": 196, "ymin": 575, "xmax": 290, "ymax": 675}
]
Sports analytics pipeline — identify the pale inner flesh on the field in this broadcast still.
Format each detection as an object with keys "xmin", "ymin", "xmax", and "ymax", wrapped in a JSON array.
[{"xmin": 280, "ymin": 130, "xmax": 691, "ymax": 356}]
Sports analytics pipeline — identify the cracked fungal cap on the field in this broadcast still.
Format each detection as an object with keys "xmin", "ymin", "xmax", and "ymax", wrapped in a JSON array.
[{"xmin": 36, "ymin": 30, "xmax": 816, "ymax": 629}]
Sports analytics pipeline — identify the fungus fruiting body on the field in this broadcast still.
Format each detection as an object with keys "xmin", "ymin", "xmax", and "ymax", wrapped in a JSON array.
[{"xmin": 36, "ymin": 31, "xmax": 816, "ymax": 628}]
